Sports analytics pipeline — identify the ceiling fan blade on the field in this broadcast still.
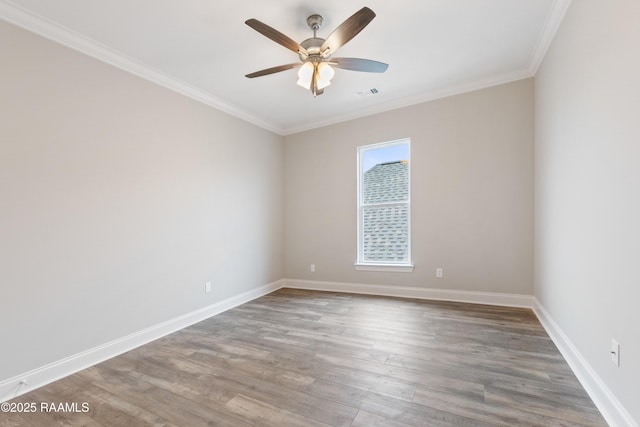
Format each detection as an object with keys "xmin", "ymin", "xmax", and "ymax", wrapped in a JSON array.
[
  {"xmin": 245, "ymin": 63, "xmax": 301, "ymax": 78},
  {"xmin": 331, "ymin": 57, "xmax": 388, "ymax": 73},
  {"xmin": 245, "ymin": 19, "xmax": 307, "ymax": 56},
  {"xmin": 320, "ymin": 7, "xmax": 376, "ymax": 55}
]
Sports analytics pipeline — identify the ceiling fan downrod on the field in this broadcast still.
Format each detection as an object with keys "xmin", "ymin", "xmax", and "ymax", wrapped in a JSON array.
[{"xmin": 306, "ymin": 14, "xmax": 323, "ymax": 38}]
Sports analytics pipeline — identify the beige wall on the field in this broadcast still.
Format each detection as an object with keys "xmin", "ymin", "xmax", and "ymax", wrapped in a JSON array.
[
  {"xmin": 534, "ymin": 0, "xmax": 640, "ymax": 423},
  {"xmin": 284, "ymin": 79, "xmax": 534, "ymax": 294},
  {"xmin": 0, "ymin": 21, "xmax": 283, "ymax": 381}
]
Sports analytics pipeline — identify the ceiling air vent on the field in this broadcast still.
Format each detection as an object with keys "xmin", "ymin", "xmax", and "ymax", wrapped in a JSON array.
[{"xmin": 355, "ymin": 88, "xmax": 379, "ymax": 98}]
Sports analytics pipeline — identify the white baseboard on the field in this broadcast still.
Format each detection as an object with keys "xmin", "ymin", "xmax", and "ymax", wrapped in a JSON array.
[
  {"xmin": 0, "ymin": 279, "xmax": 285, "ymax": 404},
  {"xmin": 532, "ymin": 298, "xmax": 638, "ymax": 427},
  {"xmin": 283, "ymin": 279, "xmax": 534, "ymax": 308}
]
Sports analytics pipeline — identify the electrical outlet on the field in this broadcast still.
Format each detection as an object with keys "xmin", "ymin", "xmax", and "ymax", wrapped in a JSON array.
[
  {"xmin": 611, "ymin": 339, "xmax": 620, "ymax": 366},
  {"xmin": 205, "ymin": 282, "xmax": 212, "ymax": 293},
  {"xmin": 310, "ymin": 264, "xmax": 316, "ymax": 272},
  {"xmin": 436, "ymin": 268, "xmax": 443, "ymax": 278}
]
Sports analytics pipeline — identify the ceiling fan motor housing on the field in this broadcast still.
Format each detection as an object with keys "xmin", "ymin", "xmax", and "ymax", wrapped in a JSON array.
[{"xmin": 299, "ymin": 37, "xmax": 327, "ymax": 61}]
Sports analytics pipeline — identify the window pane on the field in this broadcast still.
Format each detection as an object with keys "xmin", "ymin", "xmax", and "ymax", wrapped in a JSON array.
[
  {"xmin": 361, "ymin": 143, "xmax": 409, "ymax": 173},
  {"xmin": 363, "ymin": 160, "xmax": 409, "ymax": 204},
  {"xmin": 362, "ymin": 204, "xmax": 409, "ymax": 263},
  {"xmin": 358, "ymin": 139, "xmax": 411, "ymax": 266}
]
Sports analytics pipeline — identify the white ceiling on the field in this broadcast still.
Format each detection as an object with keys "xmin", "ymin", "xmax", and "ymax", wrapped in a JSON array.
[{"xmin": 0, "ymin": 0, "xmax": 570, "ymax": 135}]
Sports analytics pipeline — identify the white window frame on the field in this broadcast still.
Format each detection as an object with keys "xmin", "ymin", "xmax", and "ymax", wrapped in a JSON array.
[{"xmin": 355, "ymin": 138, "xmax": 414, "ymax": 272}]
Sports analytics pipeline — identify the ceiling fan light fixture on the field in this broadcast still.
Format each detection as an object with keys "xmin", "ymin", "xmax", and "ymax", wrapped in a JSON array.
[
  {"xmin": 245, "ymin": 7, "xmax": 387, "ymax": 97},
  {"xmin": 316, "ymin": 62, "xmax": 335, "ymax": 89},
  {"xmin": 296, "ymin": 62, "xmax": 314, "ymax": 89}
]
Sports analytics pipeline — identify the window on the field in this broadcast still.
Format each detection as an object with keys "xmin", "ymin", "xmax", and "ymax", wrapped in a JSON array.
[{"xmin": 356, "ymin": 139, "xmax": 413, "ymax": 272}]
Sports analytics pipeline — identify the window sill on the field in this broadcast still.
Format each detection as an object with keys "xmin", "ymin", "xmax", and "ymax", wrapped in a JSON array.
[{"xmin": 354, "ymin": 263, "xmax": 415, "ymax": 273}]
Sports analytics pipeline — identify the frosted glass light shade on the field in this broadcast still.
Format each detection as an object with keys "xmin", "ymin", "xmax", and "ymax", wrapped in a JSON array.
[
  {"xmin": 297, "ymin": 62, "xmax": 314, "ymax": 89},
  {"xmin": 317, "ymin": 62, "xmax": 335, "ymax": 89}
]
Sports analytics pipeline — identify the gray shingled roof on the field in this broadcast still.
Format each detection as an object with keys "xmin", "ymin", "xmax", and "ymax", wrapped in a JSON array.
[{"xmin": 362, "ymin": 161, "xmax": 409, "ymax": 263}]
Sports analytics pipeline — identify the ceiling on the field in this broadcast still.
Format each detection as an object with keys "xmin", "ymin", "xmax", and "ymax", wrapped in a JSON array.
[{"xmin": 0, "ymin": 0, "xmax": 570, "ymax": 135}]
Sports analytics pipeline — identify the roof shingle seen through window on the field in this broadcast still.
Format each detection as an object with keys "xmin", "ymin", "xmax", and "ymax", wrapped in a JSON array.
[
  {"xmin": 363, "ymin": 161, "xmax": 408, "ymax": 204},
  {"xmin": 362, "ymin": 161, "xmax": 409, "ymax": 263}
]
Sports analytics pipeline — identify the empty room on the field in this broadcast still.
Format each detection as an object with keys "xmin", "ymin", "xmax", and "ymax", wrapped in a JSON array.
[{"xmin": 1, "ymin": 0, "xmax": 638, "ymax": 426}]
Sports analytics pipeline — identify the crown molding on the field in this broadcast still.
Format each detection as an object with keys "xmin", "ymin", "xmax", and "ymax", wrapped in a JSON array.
[
  {"xmin": 527, "ymin": 0, "xmax": 572, "ymax": 74},
  {"xmin": 0, "ymin": 1, "xmax": 285, "ymax": 135}
]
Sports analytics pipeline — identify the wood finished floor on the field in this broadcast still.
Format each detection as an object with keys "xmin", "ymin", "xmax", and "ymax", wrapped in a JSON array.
[{"xmin": 4, "ymin": 288, "xmax": 607, "ymax": 426}]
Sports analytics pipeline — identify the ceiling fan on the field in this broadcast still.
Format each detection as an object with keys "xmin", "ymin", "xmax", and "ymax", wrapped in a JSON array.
[{"xmin": 245, "ymin": 7, "xmax": 388, "ymax": 97}]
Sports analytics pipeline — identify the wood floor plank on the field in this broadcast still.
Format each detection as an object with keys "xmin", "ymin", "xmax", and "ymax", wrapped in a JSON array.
[
  {"xmin": 78, "ymin": 365, "xmax": 254, "ymax": 426},
  {"xmin": 414, "ymin": 384, "xmax": 599, "ymax": 427},
  {"xmin": 32, "ymin": 374, "xmax": 176, "ymax": 427},
  {"xmin": 486, "ymin": 378, "xmax": 598, "ymax": 410},
  {"xmin": 357, "ymin": 392, "xmax": 500, "ymax": 427},
  {"xmin": 224, "ymin": 394, "xmax": 332, "ymax": 427},
  {"xmin": 123, "ymin": 344, "xmax": 359, "ymax": 426},
  {"xmin": 350, "ymin": 409, "xmax": 415, "ymax": 427},
  {"xmin": 483, "ymin": 383, "xmax": 606, "ymax": 426},
  {"xmin": 0, "ymin": 413, "xmax": 35, "ymax": 427},
  {"xmin": 1, "ymin": 289, "xmax": 607, "ymax": 426},
  {"xmin": 381, "ymin": 346, "xmax": 553, "ymax": 383},
  {"xmin": 11, "ymin": 386, "xmax": 103, "ymax": 427}
]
